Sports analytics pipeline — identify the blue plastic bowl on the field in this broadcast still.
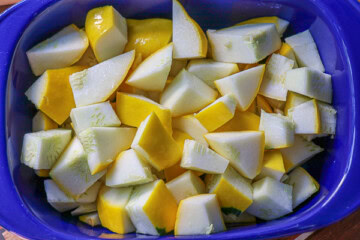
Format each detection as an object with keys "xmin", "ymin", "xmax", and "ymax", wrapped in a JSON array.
[{"xmin": 1, "ymin": 0, "xmax": 360, "ymax": 239}]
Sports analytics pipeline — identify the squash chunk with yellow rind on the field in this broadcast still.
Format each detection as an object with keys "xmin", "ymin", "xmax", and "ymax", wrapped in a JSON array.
[
  {"xmin": 195, "ymin": 94, "xmax": 237, "ymax": 132},
  {"xmin": 125, "ymin": 18, "xmax": 172, "ymax": 59},
  {"xmin": 131, "ymin": 112, "xmax": 182, "ymax": 171},
  {"xmin": 280, "ymin": 136, "xmax": 323, "ymax": 172},
  {"xmin": 259, "ymin": 110, "xmax": 295, "ymax": 149},
  {"xmin": 116, "ymin": 92, "xmax": 172, "ymax": 134},
  {"xmin": 205, "ymin": 131, "xmax": 265, "ymax": 179},
  {"xmin": 79, "ymin": 127, "xmax": 136, "ymax": 175},
  {"xmin": 187, "ymin": 59, "xmax": 239, "ymax": 88},
  {"xmin": 126, "ymin": 43, "xmax": 173, "ymax": 92},
  {"xmin": 166, "ymin": 171, "xmax": 205, "ymax": 204},
  {"xmin": 50, "ymin": 137, "xmax": 106, "ymax": 198},
  {"xmin": 21, "ymin": 129, "xmax": 72, "ymax": 170},
  {"xmin": 160, "ymin": 69, "xmax": 218, "ymax": 117},
  {"xmin": 106, "ymin": 149, "xmax": 154, "ymax": 187},
  {"xmin": 255, "ymin": 150, "xmax": 285, "ymax": 181},
  {"xmin": 32, "ymin": 111, "xmax": 58, "ymax": 132},
  {"xmin": 236, "ymin": 16, "xmax": 289, "ymax": 36},
  {"xmin": 164, "ymin": 130, "xmax": 193, "ymax": 181},
  {"xmin": 70, "ymin": 51, "xmax": 135, "ymax": 107},
  {"xmin": 285, "ymin": 167, "xmax": 320, "ymax": 208},
  {"xmin": 173, "ymin": 115, "xmax": 209, "ymax": 147},
  {"xmin": 216, "ymin": 111, "xmax": 260, "ymax": 132},
  {"xmin": 26, "ymin": 24, "xmax": 89, "ymax": 76},
  {"xmin": 97, "ymin": 185, "xmax": 135, "ymax": 234},
  {"xmin": 25, "ymin": 66, "xmax": 87, "ymax": 125},
  {"xmin": 181, "ymin": 140, "xmax": 229, "ymax": 174},
  {"xmin": 79, "ymin": 212, "xmax": 101, "ymax": 227},
  {"xmin": 70, "ymin": 101, "xmax": 121, "ymax": 135},
  {"xmin": 85, "ymin": 6, "xmax": 127, "ymax": 62},
  {"xmin": 215, "ymin": 65, "xmax": 265, "ymax": 111},
  {"xmin": 126, "ymin": 180, "xmax": 178, "ymax": 235},
  {"xmin": 172, "ymin": 0, "xmax": 208, "ymax": 59},
  {"xmin": 288, "ymin": 99, "xmax": 321, "ymax": 134},
  {"xmin": 175, "ymin": 194, "xmax": 225, "ymax": 235},
  {"xmin": 205, "ymin": 166, "xmax": 253, "ymax": 219}
]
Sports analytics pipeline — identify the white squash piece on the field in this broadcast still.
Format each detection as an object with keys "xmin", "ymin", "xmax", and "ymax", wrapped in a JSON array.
[
  {"xmin": 50, "ymin": 137, "xmax": 106, "ymax": 198},
  {"xmin": 79, "ymin": 212, "xmax": 101, "ymax": 227},
  {"xmin": 259, "ymin": 54, "xmax": 294, "ymax": 101},
  {"xmin": 247, "ymin": 177, "xmax": 293, "ymax": 220},
  {"xmin": 259, "ymin": 110, "xmax": 295, "ymax": 149},
  {"xmin": 76, "ymin": 181, "xmax": 102, "ymax": 203},
  {"xmin": 44, "ymin": 179, "xmax": 79, "ymax": 212},
  {"xmin": 280, "ymin": 136, "xmax": 323, "ymax": 172},
  {"xmin": 70, "ymin": 101, "xmax": 121, "ymax": 135},
  {"xmin": 204, "ymin": 131, "xmax": 265, "ymax": 179},
  {"xmin": 187, "ymin": 59, "xmax": 239, "ymax": 88},
  {"xmin": 317, "ymin": 102, "xmax": 337, "ymax": 135},
  {"xmin": 106, "ymin": 149, "xmax": 154, "ymax": 187},
  {"xmin": 172, "ymin": 0, "xmax": 208, "ymax": 59},
  {"xmin": 285, "ymin": 167, "xmax": 320, "ymax": 208},
  {"xmin": 207, "ymin": 24, "xmax": 281, "ymax": 63},
  {"xmin": 285, "ymin": 67, "xmax": 332, "ymax": 103},
  {"xmin": 78, "ymin": 127, "xmax": 136, "ymax": 174},
  {"xmin": 215, "ymin": 65, "xmax": 265, "ymax": 111},
  {"xmin": 288, "ymin": 99, "xmax": 321, "ymax": 134},
  {"xmin": 71, "ymin": 203, "xmax": 97, "ymax": 216},
  {"xmin": 27, "ymin": 24, "xmax": 89, "ymax": 76},
  {"xmin": 160, "ymin": 69, "xmax": 217, "ymax": 117},
  {"xmin": 173, "ymin": 115, "xmax": 209, "ymax": 147},
  {"xmin": 166, "ymin": 171, "xmax": 206, "ymax": 203},
  {"xmin": 69, "ymin": 50, "xmax": 135, "ymax": 107},
  {"xmin": 175, "ymin": 194, "xmax": 226, "ymax": 235},
  {"xmin": 180, "ymin": 140, "xmax": 229, "ymax": 174},
  {"xmin": 285, "ymin": 30, "xmax": 325, "ymax": 72},
  {"xmin": 126, "ymin": 43, "xmax": 173, "ymax": 91},
  {"xmin": 21, "ymin": 129, "xmax": 72, "ymax": 170}
]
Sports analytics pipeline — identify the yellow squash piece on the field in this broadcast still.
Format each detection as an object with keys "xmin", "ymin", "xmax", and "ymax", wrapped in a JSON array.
[
  {"xmin": 278, "ymin": 43, "xmax": 298, "ymax": 68},
  {"xmin": 131, "ymin": 112, "xmax": 182, "ymax": 171},
  {"xmin": 125, "ymin": 18, "xmax": 172, "ymax": 59},
  {"xmin": 97, "ymin": 185, "xmax": 135, "ymax": 234},
  {"xmin": 79, "ymin": 212, "xmax": 101, "ymax": 227},
  {"xmin": 205, "ymin": 166, "xmax": 253, "ymax": 216},
  {"xmin": 126, "ymin": 180, "xmax": 178, "ymax": 235},
  {"xmin": 164, "ymin": 130, "xmax": 193, "ymax": 181},
  {"xmin": 195, "ymin": 94, "xmax": 237, "ymax": 132},
  {"xmin": 116, "ymin": 92, "xmax": 172, "ymax": 134},
  {"xmin": 25, "ymin": 66, "xmax": 87, "ymax": 125},
  {"xmin": 216, "ymin": 111, "xmax": 260, "ymax": 132},
  {"xmin": 256, "ymin": 150, "xmax": 285, "ymax": 181},
  {"xmin": 75, "ymin": 46, "xmax": 98, "ymax": 67},
  {"xmin": 172, "ymin": 0, "xmax": 208, "ymax": 59},
  {"xmin": 85, "ymin": 6, "xmax": 127, "ymax": 62},
  {"xmin": 256, "ymin": 95, "xmax": 273, "ymax": 113},
  {"xmin": 35, "ymin": 169, "xmax": 50, "ymax": 178},
  {"xmin": 32, "ymin": 111, "xmax": 58, "ymax": 132},
  {"xmin": 284, "ymin": 91, "xmax": 311, "ymax": 115}
]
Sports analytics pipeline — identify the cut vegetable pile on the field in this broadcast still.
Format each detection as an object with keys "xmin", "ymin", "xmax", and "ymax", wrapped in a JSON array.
[{"xmin": 21, "ymin": 0, "xmax": 336, "ymax": 236}]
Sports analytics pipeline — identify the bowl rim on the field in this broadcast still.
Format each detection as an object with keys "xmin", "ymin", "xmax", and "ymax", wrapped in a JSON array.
[{"xmin": 1, "ymin": 0, "xmax": 360, "ymax": 239}]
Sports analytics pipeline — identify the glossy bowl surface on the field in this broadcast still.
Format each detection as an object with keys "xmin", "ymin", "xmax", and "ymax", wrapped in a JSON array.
[{"xmin": 0, "ymin": 0, "xmax": 360, "ymax": 239}]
